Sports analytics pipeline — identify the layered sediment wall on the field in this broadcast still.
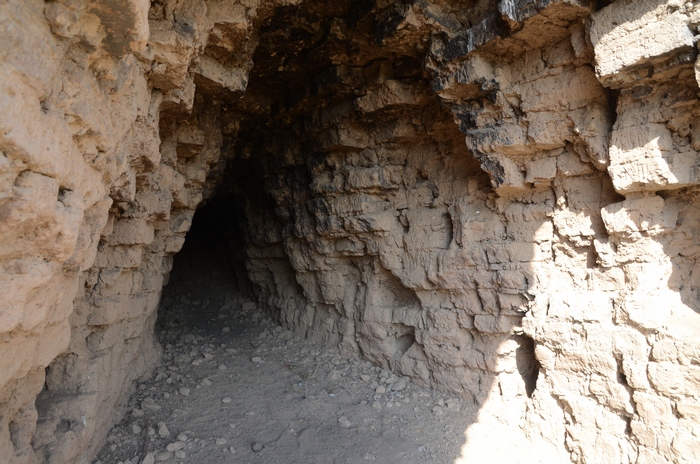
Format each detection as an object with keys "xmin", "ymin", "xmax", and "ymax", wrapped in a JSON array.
[{"xmin": 1, "ymin": 1, "xmax": 699, "ymax": 463}]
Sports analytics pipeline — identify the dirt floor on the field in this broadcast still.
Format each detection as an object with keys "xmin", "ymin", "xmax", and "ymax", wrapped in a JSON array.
[{"xmin": 94, "ymin": 220, "xmax": 477, "ymax": 464}]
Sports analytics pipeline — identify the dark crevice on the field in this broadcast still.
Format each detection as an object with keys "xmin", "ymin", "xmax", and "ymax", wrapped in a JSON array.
[
  {"xmin": 603, "ymin": 87, "xmax": 620, "ymax": 129},
  {"xmin": 394, "ymin": 330, "xmax": 416, "ymax": 359},
  {"xmin": 515, "ymin": 334, "xmax": 540, "ymax": 398},
  {"xmin": 442, "ymin": 211, "xmax": 454, "ymax": 249}
]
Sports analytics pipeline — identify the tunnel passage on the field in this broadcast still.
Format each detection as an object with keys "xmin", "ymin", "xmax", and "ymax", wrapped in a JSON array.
[
  {"xmin": 165, "ymin": 196, "xmax": 253, "ymax": 300},
  {"xmin": 159, "ymin": 0, "xmax": 526, "ymax": 409},
  {"xmin": 155, "ymin": 194, "xmax": 257, "ymax": 342}
]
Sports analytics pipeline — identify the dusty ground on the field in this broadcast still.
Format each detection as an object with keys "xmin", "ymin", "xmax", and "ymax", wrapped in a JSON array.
[{"xmin": 93, "ymin": 229, "xmax": 477, "ymax": 464}]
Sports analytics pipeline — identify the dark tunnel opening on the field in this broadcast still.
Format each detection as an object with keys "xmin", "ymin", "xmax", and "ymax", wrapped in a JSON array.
[
  {"xmin": 156, "ymin": 191, "xmax": 263, "ymax": 341},
  {"xmin": 166, "ymin": 195, "xmax": 253, "ymax": 298}
]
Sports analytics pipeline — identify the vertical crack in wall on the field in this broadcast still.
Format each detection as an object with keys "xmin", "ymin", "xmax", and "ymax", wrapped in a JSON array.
[{"xmin": 514, "ymin": 334, "xmax": 539, "ymax": 398}]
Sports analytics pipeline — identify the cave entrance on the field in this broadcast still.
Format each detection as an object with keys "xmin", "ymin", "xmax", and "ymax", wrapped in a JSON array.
[
  {"xmin": 148, "ymin": 0, "xmax": 495, "ymax": 409},
  {"xmin": 157, "ymin": 194, "xmax": 257, "ymax": 336},
  {"xmin": 96, "ymin": 0, "xmax": 507, "ymax": 461},
  {"xmin": 97, "ymin": 191, "xmax": 476, "ymax": 464}
]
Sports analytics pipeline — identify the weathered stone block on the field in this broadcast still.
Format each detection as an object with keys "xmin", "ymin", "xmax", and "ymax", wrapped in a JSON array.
[
  {"xmin": 648, "ymin": 361, "xmax": 700, "ymax": 397},
  {"xmin": 110, "ymin": 219, "xmax": 155, "ymax": 245},
  {"xmin": 548, "ymin": 292, "xmax": 613, "ymax": 323},
  {"xmin": 355, "ymin": 80, "xmax": 421, "ymax": 114},
  {"xmin": 617, "ymin": 292, "xmax": 673, "ymax": 331},
  {"xmin": 474, "ymin": 314, "xmax": 521, "ymax": 333},
  {"xmin": 591, "ymin": 0, "xmax": 695, "ymax": 87},
  {"xmin": 194, "ymin": 55, "xmax": 249, "ymax": 94},
  {"xmin": 94, "ymin": 246, "xmax": 143, "ymax": 269}
]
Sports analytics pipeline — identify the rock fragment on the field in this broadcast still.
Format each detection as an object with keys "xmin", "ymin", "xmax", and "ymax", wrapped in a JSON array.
[
  {"xmin": 154, "ymin": 451, "xmax": 172, "ymax": 462},
  {"xmin": 141, "ymin": 397, "xmax": 161, "ymax": 411},
  {"xmin": 157, "ymin": 422, "xmax": 170, "ymax": 438},
  {"xmin": 338, "ymin": 416, "xmax": 352, "ymax": 428},
  {"xmin": 392, "ymin": 378, "xmax": 407, "ymax": 392},
  {"xmin": 166, "ymin": 441, "xmax": 186, "ymax": 452}
]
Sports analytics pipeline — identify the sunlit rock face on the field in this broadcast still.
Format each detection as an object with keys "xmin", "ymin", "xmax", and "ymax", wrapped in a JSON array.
[{"xmin": 1, "ymin": 0, "xmax": 699, "ymax": 462}]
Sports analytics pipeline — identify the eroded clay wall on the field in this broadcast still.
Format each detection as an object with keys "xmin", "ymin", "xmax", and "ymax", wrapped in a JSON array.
[
  {"xmin": 236, "ymin": 1, "xmax": 700, "ymax": 462},
  {"xmin": 0, "ymin": 0, "xmax": 287, "ymax": 461},
  {"xmin": 1, "ymin": 1, "xmax": 700, "ymax": 463}
]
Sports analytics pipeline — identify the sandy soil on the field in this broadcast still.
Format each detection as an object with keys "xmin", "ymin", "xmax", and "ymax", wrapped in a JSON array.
[{"xmin": 94, "ymin": 231, "xmax": 477, "ymax": 464}]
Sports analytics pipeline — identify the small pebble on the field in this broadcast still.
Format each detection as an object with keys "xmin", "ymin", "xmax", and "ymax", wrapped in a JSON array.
[
  {"xmin": 141, "ymin": 398, "xmax": 161, "ymax": 411},
  {"xmin": 174, "ymin": 450, "xmax": 186, "ymax": 459},
  {"xmin": 222, "ymin": 327, "xmax": 230, "ymax": 333},
  {"xmin": 201, "ymin": 378, "xmax": 212, "ymax": 387},
  {"xmin": 252, "ymin": 442, "xmax": 264, "ymax": 452},
  {"xmin": 177, "ymin": 433, "xmax": 189, "ymax": 442},
  {"xmin": 154, "ymin": 451, "xmax": 172, "ymax": 462},
  {"xmin": 157, "ymin": 422, "xmax": 170, "ymax": 438},
  {"xmin": 141, "ymin": 452, "xmax": 155, "ymax": 464},
  {"xmin": 360, "ymin": 374, "xmax": 370, "ymax": 382},
  {"xmin": 251, "ymin": 357, "xmax": 262, "ymax": 363},
  {"xmin": 131, "ymin": 423, "xmax": 142, "ymax": 435},
  {"xmin": 222, "ymin": 397, "xmax": 232, "ymax": 404},
  {"xmin": 338, "ymin": 416, "xmax": 352, "ymax": 428},
  {"xmin": 179, "ymin": 387, "xmax": 190, "ymax": 396},
  {"xmin": 166, "ymin": 442, "xmax": 186, "ymax": 452},
  {"xmin": 216, "ymin": 438, "xmax": 227, "ymax": 445},
  {"xmin": 218, "ymin": 364, "xmax": 227, "ymax": 370},
  {"xmin": 392, "ymin": 378, "xmax": 407, "ymax": 392},
  {"xmin": 375, "ymin": 385, "xmax": 386, "ymax": 394}
]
